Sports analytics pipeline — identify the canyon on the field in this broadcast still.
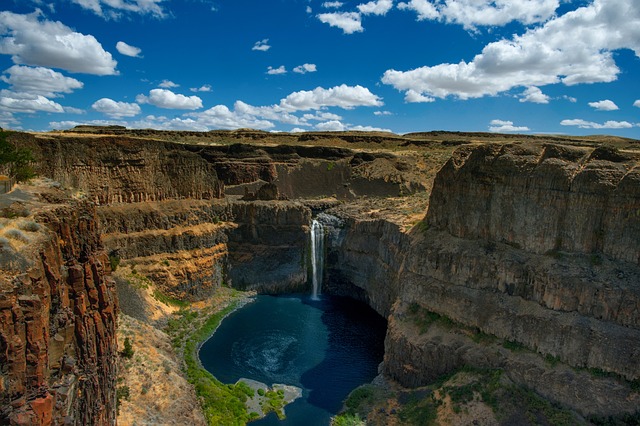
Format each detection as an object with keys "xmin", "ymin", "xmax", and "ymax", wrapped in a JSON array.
[{"xmin": 0, "ymin": 128, "xmax": 639, "ymax": 424}]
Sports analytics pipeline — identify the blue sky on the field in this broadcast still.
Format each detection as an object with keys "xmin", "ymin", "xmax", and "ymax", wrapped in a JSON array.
[{"xmin": 1, "ymin": 0, "xmax": 639, "ymax": 137}]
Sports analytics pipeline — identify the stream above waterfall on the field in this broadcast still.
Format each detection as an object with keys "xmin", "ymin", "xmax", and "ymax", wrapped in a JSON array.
[{"xmin": 199, "ymin": 294, "xmax": 387, "ymax": 425}]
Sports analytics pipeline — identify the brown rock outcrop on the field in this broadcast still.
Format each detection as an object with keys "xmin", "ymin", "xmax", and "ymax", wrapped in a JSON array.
[{"xmin": 0, "ymin": 186, "xmax": 118, "ymax": 425}]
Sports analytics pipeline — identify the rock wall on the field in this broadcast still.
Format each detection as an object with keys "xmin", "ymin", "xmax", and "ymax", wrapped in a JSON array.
[
  {"xmin": 327, "ymin": 143, "xmax": 640, "ymax": 417},
  {"xmin": 96, "ymin": 199, "xmax": 312, "ymax": 297},
  {"xmin": 427, "ymin": 144, "xmax": 640, "ymax": 264},
  {"xmin": 23, "ymin": 136, "xmax": 224, "ymax": 205},
  {"xmin": 227, "ymin": 201, "xmax": 311, "ymax": 293},
  {"xmin": 0, "ymin": 191, "xmax": 118, "ymax": 425}
]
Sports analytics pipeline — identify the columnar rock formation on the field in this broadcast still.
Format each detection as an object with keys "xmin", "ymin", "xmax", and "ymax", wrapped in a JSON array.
[
  {"xmin": 324, "ymin": 143, "xmax": 640, "ymax": 417},
  {"xmin": 0, "ymin": 190, "xmax": 118, "ymax": 425}
]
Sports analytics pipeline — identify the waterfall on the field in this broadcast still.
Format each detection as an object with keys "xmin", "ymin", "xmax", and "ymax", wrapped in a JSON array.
[{"xmin": 310, "ymin": 219, "xmax": 324, "ymax": 300}]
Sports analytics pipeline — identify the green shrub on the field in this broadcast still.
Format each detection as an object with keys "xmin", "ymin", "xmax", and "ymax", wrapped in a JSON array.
[
  {"xmin": 121, "ymin": 337, "xmax": 134, "ymax": 359},
  {"xmin": 109, "ymin": 254, "xmax": 120, "ymax": 272}
]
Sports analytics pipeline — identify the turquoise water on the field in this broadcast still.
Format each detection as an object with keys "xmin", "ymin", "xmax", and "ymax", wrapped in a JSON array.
[{"xmin": 199, "ymin": 295, "xmax": 387, "ymax": 425}]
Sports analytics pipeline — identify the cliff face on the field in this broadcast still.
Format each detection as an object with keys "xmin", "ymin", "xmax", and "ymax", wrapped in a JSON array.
[
  {"xmin": 0, "ymin": 186, "xmax": 118, "ymax": 425},
  {"xmin": 96, "ymin": 199, "xmax": 311, "ymax": 298},
  {"xmin": 327, "ymin": 143, "xmax": 640, "ymax": 417},
  {"xmin": 25, "ymin": 136, "xmax": 224, "ymax": 205},
  {"xmin": 427, "ymin": 144, "xmax": 640, "ymax": 264}
]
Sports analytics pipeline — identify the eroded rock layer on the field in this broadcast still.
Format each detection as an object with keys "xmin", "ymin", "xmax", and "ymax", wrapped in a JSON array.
[{"xmin": 0, "ymin": 188, "xmax": 118, "ymax": 425}]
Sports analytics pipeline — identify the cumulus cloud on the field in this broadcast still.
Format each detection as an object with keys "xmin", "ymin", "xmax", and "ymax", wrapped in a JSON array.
[
  {"xmin": 293, "ymin": 63, "xmax": 317, "ymax": 74},
  {"xmin": 0, "ymin": 89, "xmax": 64, "ymax": 113},
  {"xmin": 70, "ymin": 0, "xmax": 165, "ymax": 19},
  {"xmin": 560, "ymin": 119, "xmax": 634, "ymax": 129},
  {"xmin": 190, "ymin": 84, "xmax": 212, "ymax": 92},
  {"xmin": 563, "ymin": 95, "xmax": 577, "ymax": 103},
  {"xmin": 588, "ymin": 99, "xmax": 619, "ymax": 111},
  {"xmin": 397, "ymin": 0, "xmax": 558, "ymax": 29},
  {"xmin": 92, "ymin": 98, "xmax": 141, "ymax": 118},
  {"xmin": 116, "ymin": 41, "xmax": 141, "ymax": 57},
  {"xmin": 358, "ymin": 0, "xmax": 393, "ymax": 16},
  {"xmin": 252, "ymin": 39, "xmax": 271, "ymax": 51},
  {"xmin": 187, "ymin": 105, "xmax": 275, "ymax": 130},
  {"xmin": 383, "ymin": 0, "xmax": 640, "ymax": 102},
  {"xmin": 374, "ymin": 110, "xmax": 393, "ymax": 116},
  {"xmin": 158, "ymin": 79, "xmax": 179, "ymax": 88},
  {"xmin": 317, "ymin": 12, "xmax": 363, "ymax": 34},
  {"xmin": 0, "ymin": 10, "xmax": 118, "ymax": 75},
  {"xmin": 267, "ymin": 65, "xmax": 287, "ymax": 75},
  {"xmin": 396, "ymin": 0, "xmax": 438, "ymax": 20},
  {"xmin": 315, "ymin": 120, "xmax": 346, "ymax": 131},
  {"xmin": 350, "ymin": 124, "xmax": 392, "ymax": 132},
  {"xmin": 520, "ymin": 86, "xmax": 549, "ymax": 104},
  {"xmin": 404, "ymin": 89, "xmax": 434, "ymax": 103},
  {"xmin": 488, "ymin": 119, "xmax": 530, "ymax": 132},
  {"xmin": 1, "ymin": 65, "xmax": 83, "ymax": 97},
  {"xmin": 279, "ymin": 84, "xmax": 382, "ymax": 111},
  {"xmin": 136, "ymin": 89, "xmax": 202, "ymax": 110},
  {"xmin": 634, "ymin": 100, "xmax": 640, "ymax": 108},
  {"xmin": 323, "ymin": 2, "xmax": 344, "ymax": 8}
]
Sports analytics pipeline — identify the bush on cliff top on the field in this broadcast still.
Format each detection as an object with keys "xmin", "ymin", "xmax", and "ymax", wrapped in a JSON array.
[{"xmin": 0, "ymin": 130, "xmax": 36, "ymax": 182}]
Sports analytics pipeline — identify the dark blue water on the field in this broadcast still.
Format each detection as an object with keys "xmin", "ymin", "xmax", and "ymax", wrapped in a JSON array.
[{"xmin": 199, "ymin": 295, "xmax": 387, "ymax": 425}]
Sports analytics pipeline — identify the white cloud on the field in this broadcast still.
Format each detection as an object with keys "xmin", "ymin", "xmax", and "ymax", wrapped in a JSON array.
[
  {"xmin": 70, "ymin": 0, "xmax": 165, "ymax": 18},
  {"xmin": 560, "ymin": 119, "xmax": 634, "ymax": 129},
  {"xmin": 588, "ymin": 99, "xmax": 619, "ymax": 111},
  {"xmin": 306, "ymin": 6, "xmax": 313, "ymax": 13},
  {"xmin": 563, "ymin": 95, "xmax": 577, "ymax": 103},
  {"xmin": 116, "ymin": 41, "xmax": 141, "ymax": 57},
  {"xmin": 317, "ymin": 12, "xmax": 363, "ymax": 34},
  {"xmin": 322, "ymin": 2, "xmax": 344, "ymax": 8},
  {"xmin": 280, "ymin": 84, "xmax": 382, "ymax": 111},
  {"xmin": 190, "ymin": 84, "xmax": 212, "ymax": 92},
  {"xmin": 383, "ymin": 0, "xmax": 640, "ymax": 102},
  {"xmin": 267, "ymin": 65, "xmax": 287, "ymax": 75},
  {"xmin": 404, "ymin": 89, "xmax": 435, "ymax": 103},
  {"xmin": 397, "ymin": 0, "xmax": 438, "ymax": 20},
  {"xmin": 0, "ymin": 111, "xmax": 19, "ymax": 128},
  {"xmin": 357, "ymin": 0, "xmax": 393, "ymax": 16},
  {"xmin": 316, "ymin": 120, "xmax": 346, "ymax": 131},
  {"xmin": 64, "ymin": 106, "xmax": 85, "ymax": 114},
  {"xmin": 92, "ymin": 98, "xmax": 141, "ymax": 118},
  {"xmin": 0, "ymin": 89, "xmax": 64, "ymax": 113},
  {"xmin": 397, "ymin": 0, "xmax": 558, "ymax": 29},
  {"xmin": 374, "ymin": 110, "xmax": 393, "ymax": 116},
  {"xmin": 634, "ymin": 100, "xmax": 640, "ymax": 108},
  {"xmin": 293, "ymin": 63, "xmax": 317, "ymax": 74},
  {"xmin": 0, "ymin": 10, "xmax": 118, "ymax": 75},
  {"xmin": 291, "ymin": 127, "xmax": 307, "ymax": 133},
  {"xmin": 1, "ymin": 65, "xmax": 83, "ymax": 97},
  {"xmin": 136, "ymin": 89, "xmax": 203, "ymax": 110},
  {"xmin": 187, "ymin": 105, "xmax": 275, "ymax": 130},
  {"xmin": 252, "ymin": 39, "xmax": 271, "ymax": 51},
  {"xmin": 351, "ymin": 124, "xmax": 392, "ymax": 132},
  {"xmin": 520, "ymin": 86, "xmax": 549, "ymax": 104},
  {"xmin": 489, "ymin": 119, "xmax": 530, "ymax": 132},
  {"xmin": 158, "ymin": 79, "xmax": 179, "ymax": 88}
]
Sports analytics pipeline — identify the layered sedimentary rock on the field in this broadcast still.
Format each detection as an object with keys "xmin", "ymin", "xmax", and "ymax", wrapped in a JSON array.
[
  {"xmin": 23, "ymin": 136, "xmax": 224, "ymax": 205},
  {"xmin": 326, "ymin": 143, "xmax": 640, "ymax": 417},
  {"xmin": 97, "ymin": 199, "xmax": 311, "ymax": 298},
  {"xmin": 0, "ymin": 188, "xmax": 118, "ymax": 425},
  {"xmin": 428, "ymin": 144, "xmax": 640, "ymax": 264}
]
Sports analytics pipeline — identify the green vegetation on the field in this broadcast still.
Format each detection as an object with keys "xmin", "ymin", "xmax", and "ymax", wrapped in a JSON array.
[
  {"xmin": 326, "ymin": 161, "xmax": 336, "ymax": 171},
  {"xmin": 0, "ymin": 130, "xmax": 36, "ymax": 182},
  {"xmin": 166, "ymin": 295, "xmax": 262, "ymax": 425},
  {"xmin": 344, "ymin": 385, "xmax": 375, "ymax": 414},
  {"xmin": 116, "ymin": 385, "xmax": 130, "ymax": 414},
  {"xmin": 332, "ymin": 413, "xmax": 366, "ymax": 426},
  {"xmin": 109, "ymin": 254, "xmax": 120, "ymax": 272},
  {"xmin": 398, "ymin": 394, "xmax": 439, "ymax": 426},
  {"xmin": 152, "ymin": 289, "xmax": 189, "ymax": 308},
  {"xmin": 502, "ymin": 339, "xmax": 527, "ymax": 352},
  {"xmin": 121, "ymin": 337, "xmax": 134, "ymax": 359}
]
